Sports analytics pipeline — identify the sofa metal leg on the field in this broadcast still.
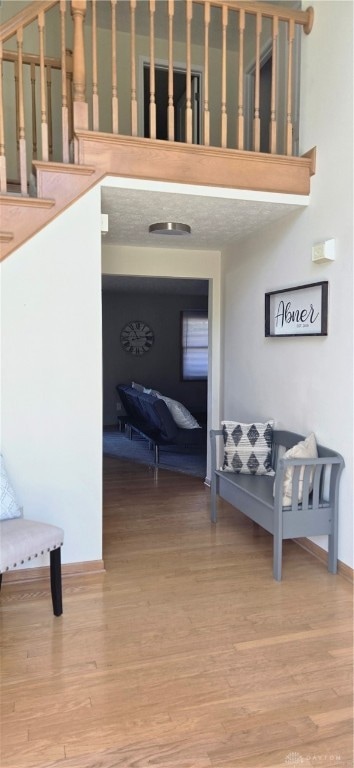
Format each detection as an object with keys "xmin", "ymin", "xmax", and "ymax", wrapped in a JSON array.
[{"xmin": 50, "ymin": 547, "xmax": 63, "ymax": 616}]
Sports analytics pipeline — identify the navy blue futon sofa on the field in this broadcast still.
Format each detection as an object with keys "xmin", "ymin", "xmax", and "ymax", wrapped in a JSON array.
[{"xmin": 116, "ymin": 384, "xmax": 206, "ymax": 464}]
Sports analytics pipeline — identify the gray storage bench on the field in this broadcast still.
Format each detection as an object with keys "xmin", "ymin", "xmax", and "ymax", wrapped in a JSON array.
[{"xmin": 210, "ymin": 428, "xmax": 344, "ymax": 580}]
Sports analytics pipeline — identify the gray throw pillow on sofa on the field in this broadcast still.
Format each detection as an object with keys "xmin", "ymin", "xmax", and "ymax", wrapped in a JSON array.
[{"xmin": 157, "ymin": 395, "xmax": 201, "ymax": 429}]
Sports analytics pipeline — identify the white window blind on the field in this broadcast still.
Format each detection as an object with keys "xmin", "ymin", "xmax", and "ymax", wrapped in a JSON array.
[{"xmin": 181, "ymin": 311, "xmax": 208, "ymax": 380}]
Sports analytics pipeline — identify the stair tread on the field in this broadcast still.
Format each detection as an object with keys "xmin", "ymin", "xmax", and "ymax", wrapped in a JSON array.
[{"xmin": 33, "ymin": 161, "xmax": 96, "ymax": 176}]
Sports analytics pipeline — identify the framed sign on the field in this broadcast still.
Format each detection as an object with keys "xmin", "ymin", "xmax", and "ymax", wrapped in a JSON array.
[{"xmin": 265, "ymin": 281, "xmax": 328, "ymax": 337}]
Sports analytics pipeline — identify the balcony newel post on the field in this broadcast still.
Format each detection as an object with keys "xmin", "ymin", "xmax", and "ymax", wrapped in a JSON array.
[{"xmin": 70, "ymin": 0, "xmax": 88, "ymax": 140}]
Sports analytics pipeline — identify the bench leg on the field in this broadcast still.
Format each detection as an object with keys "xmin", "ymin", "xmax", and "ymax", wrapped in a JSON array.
[
  {"xmin": 273, "ymin": 532, "xmax": 283, "ymax": 581},
  {"xmin": 328, "ymin": 513, "xmax": 339, "ymax": 574},
  {"xmin": 50, "ymin": 547, "xmax": 63, "ymax": 616},
  {"xmin": 210, "ymin": 477, "xmax": 218, "ymax": 523}
]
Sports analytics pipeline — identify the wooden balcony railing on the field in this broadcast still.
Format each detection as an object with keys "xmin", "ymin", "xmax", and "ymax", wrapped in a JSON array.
[{"xmin": 0, "ymin": 0, "xmax": 314, "ymax": 197}]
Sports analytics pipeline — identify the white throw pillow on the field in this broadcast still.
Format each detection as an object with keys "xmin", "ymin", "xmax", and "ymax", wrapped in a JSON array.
[
  {"xmin": 0, "ymin": 455, "xmax": 22, "ymax": 520},
  {"xmin": 131, "ymin": 381, "xmax": 145, "ymax": 392},
  {"xmin": 143, "ymin": 387, "xmax": 160, "ymax": 396},
  {"xmin": 278, "ymin": 432, "xmax": 318, "ymax": 506},
  {"xmin": 157, "ymin": 395, "xmax": 201, "ymax": 429},
  {"xmin": 221, "ymin": 421, "xmax": 275, "ymax": 475}
]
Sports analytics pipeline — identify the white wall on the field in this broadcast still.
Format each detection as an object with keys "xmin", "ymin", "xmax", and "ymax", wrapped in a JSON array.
[
  {"xmin": 1, "ymin": 187, "xmax": 103, "ymax": 567},
  {"xmin": 221, "ymin": 0, "xmax": 353, "ymax": 568}
]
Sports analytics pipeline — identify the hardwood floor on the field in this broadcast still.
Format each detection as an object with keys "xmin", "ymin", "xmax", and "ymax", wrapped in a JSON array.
[{"xmin": 1, "ymin": 457, "xmax": 353, "ymax": 768}]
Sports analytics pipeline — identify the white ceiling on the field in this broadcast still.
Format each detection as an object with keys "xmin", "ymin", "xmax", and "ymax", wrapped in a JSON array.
[{"xmin": 101, "ymin": 183, "xmax": 305, "ymax": 251}]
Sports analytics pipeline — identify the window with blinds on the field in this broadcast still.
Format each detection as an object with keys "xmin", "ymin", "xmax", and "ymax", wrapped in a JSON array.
[{"xmin": 181, "ymin": 310, "xmax": 208, "ymax": 381}]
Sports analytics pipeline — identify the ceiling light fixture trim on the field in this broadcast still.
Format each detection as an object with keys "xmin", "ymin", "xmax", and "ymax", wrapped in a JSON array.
[{"xmin": 148, "ymin": 222, "xmax": 191, "ymax": 236}]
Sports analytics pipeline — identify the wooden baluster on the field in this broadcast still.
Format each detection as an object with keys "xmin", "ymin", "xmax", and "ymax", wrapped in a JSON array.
[
  {"xmin": 30, "ymin": 62, "xmax": 37, "ymax": 160},
  {"xmin": 14, "ymin": 59, "xmax": 19, "ymax": 158},
  {"xmin": 167, "ymin": 0, "xmax": 174, "ymax": 141},
  {"xmin": 237, "ymin": 8, "xmax": 245, "ymax": 150},
  {"xmin": 71, "ymin": 0, "xmax": 88, "ymax": 132},
  {"xmin": 92, "ymin": 0, "xmax": 99, "ymax": 131},
  {"xmin": 253, "ymin": 12, "xmax": 261, "ymax": 152},
  {"xmin": 66, "ymin": 50, "xmax": 73, "ymax": 149},
  {"xmin": 38, "ymin": 11, "xmax": 49, "ymax": 161},
  {"xmin": 47, "ymin": 66, "xmax": 53, "ymax": 159},
  {"xmin": 185, "ymin": 0, "xmax": 193, "ymax": 144},
  {"xmin": 203, "ymin": 1, "xmax": 210, "ymax": 146},
  {"xmin": 270, "ymin": 15, "xmax": 278, "ymax": 154},
  {"xmin": 14, "ymin": 59, "xmax": 20, "ymax": 183},
  {"xmin": 60, "ymin": 0, "xmax": 69, "ymax": 163},
  {"xmin": 15, "ymin": 58, "xmax": 19, "ymax": 152},
  {"xmin": 130, "ymin": 0, "xmax": 138, "ymax": 136},
  {"xmin": 16, "ymin": 28, "xmax": 27, "ymax": 194},
  {"xmin": 286, "ymin": 18, "xmax": 295, "ymax": 155},
  {"xmin": 111, "ymin": 0, "xmax": 118, "ymax": 134},
  {"xmin": 221, "ymin": 4, "xmax": 228, "ymax": 148},
  {"xmin": 0, "ymin": 42, "xmax": 7, "ymax": 193},
  {"xmin": 149, "ymin": 0, "xmax": 156, "ymax": 139}
]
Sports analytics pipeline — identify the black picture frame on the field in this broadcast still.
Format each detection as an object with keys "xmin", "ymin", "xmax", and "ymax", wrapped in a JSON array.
[{"xmin": 265, "ymin": 281, "xmax": 328, "ymax": 337}]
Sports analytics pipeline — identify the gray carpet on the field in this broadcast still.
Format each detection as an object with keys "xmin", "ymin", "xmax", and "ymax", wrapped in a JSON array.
[{"xmin": 103, "ymin": 430, "xmax": 206, "ymax": 478}]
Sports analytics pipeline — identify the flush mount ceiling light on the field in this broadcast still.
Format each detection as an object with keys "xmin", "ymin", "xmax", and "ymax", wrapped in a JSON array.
[{"xmin": 148, "ymin": 222, "xmax": 191, "ymax": 236}]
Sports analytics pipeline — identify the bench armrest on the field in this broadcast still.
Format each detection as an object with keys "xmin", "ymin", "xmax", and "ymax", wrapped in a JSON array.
[{"xmin": 275, "ymin": 454, "xmax": 344, "ymax": 511}]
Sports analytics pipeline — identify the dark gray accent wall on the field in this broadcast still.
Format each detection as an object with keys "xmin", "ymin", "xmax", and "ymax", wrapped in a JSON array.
[{"xmin": 102, "ymin": 290, "xmax": 208, "ymax": 426}]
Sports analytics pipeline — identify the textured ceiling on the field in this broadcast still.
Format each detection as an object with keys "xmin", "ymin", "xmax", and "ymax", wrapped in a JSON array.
[{"xmin": 101, "ymin": 185, "xmax": 304, "ymax": 251}]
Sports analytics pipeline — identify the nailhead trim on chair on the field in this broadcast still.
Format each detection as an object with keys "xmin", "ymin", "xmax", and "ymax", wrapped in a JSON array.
[{"xmin": 1, "ymin": 542, "xmax": 64, "ymax": 573}]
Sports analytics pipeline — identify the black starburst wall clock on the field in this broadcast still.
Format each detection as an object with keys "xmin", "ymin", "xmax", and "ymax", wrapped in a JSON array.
[{"xmin": 120, "ymin": 320, "xmax": 155, "ymax": 355}]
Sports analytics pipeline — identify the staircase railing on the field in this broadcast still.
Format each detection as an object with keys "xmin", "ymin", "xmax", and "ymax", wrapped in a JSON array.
[{"xmin": 0, "ymin": 0, "xmax": 314, "ymax": 197}]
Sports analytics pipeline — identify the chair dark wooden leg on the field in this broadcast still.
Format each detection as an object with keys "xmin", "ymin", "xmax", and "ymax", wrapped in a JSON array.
[{"xmin": 50, "ymin": 547, "xmax": 63, "ymax": 616}]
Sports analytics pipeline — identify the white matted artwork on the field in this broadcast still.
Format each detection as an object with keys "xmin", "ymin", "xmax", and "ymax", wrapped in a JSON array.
[{"xmin": 265, "ymin": 281, "xmax": 328, "ymax": 337}]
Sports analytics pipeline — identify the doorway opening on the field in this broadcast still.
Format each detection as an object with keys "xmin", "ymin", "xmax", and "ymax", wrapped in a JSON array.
[
  {"xmin": 101, "ymin": 275, "xmax": 209, "ymax": 479},
  {"xmin": 142, "ymin": 61, "xmax": 201, "ymax": 144}
]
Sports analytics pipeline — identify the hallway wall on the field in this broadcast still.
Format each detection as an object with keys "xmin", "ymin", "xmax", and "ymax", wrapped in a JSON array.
[{"xmin": 221, "ymin": 0, "xmax": 354, "ymax": 568}]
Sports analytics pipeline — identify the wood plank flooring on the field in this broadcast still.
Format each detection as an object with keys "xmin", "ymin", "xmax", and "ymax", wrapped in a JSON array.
[{"xmin": 1, "ymin": 456, "xmax": 353, "ymax": 768}]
